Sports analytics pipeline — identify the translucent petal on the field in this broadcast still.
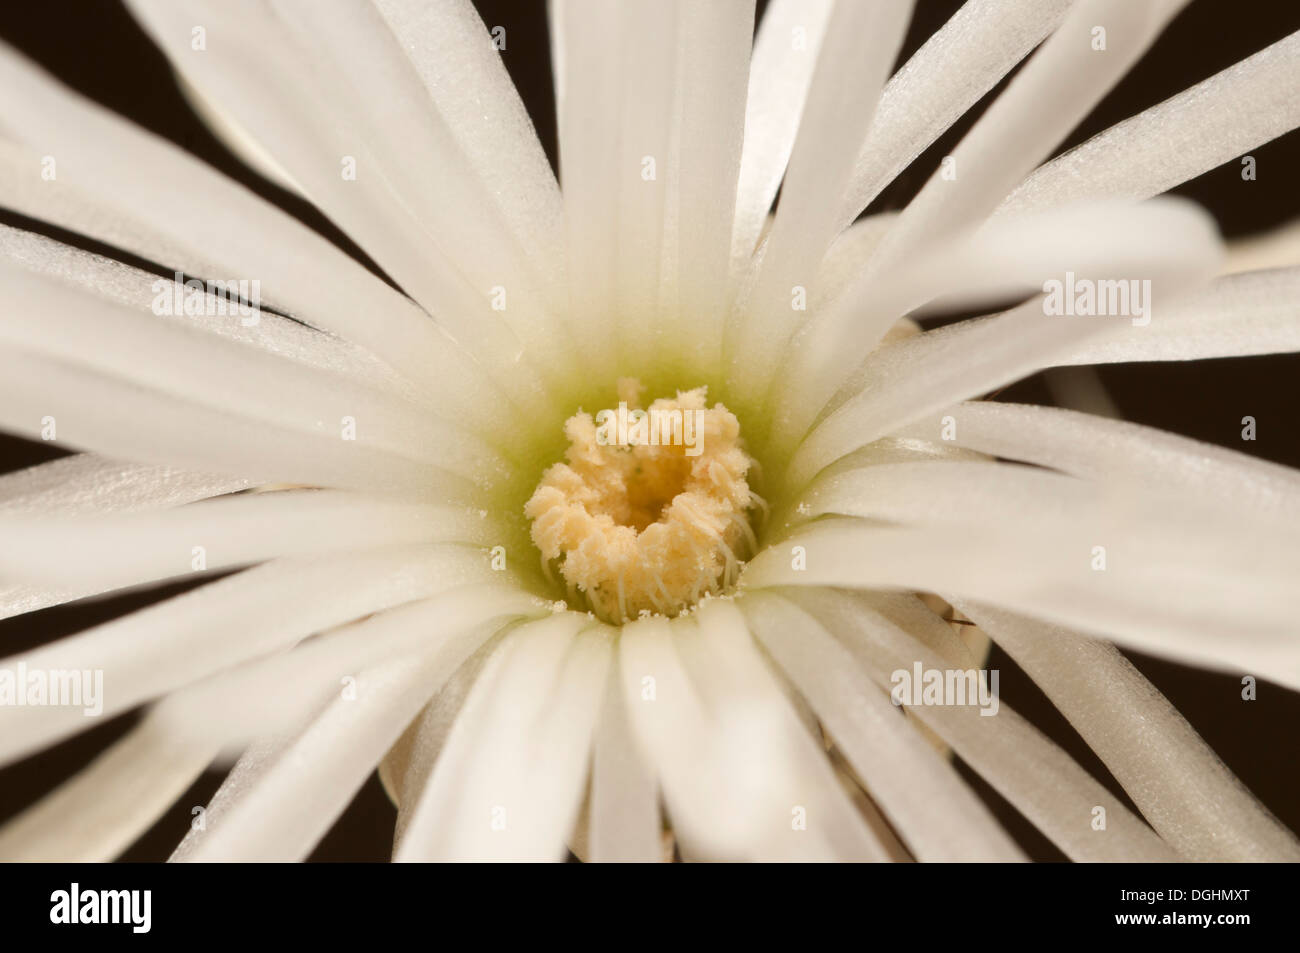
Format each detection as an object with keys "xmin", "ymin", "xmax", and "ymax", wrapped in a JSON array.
[
  {"xmin": 0, "ymin": 544, "xmax": 500, "ymax": 765},
  {"xmin": 0, "ymin": 709, "xmax": 215, "ymax": 861},
  {"xmin": 954, "ymin": 602, "xmax": 1300, "ymax": 861},
  {"xmin": 728, "ymin": 0, "xmax": 834, "ymax": 274},
  {"xmin": 1002, "ymin": 30, "xmax": 1300, "ymax": 214},
  {"xmin": 791, "ymin": 587, "xmax": 1179, "ymax": 861},
  {"xmin": 726, "ymin": 0, "xmax": 914, "ymax": 408},
  {"xmin": 1054, "ymin": 267, "xmax": 1300, "ymax": 365},
  {"xmin": 837, "ymin": 0, "xmax": 1073, "ymax": 230},
  {"xmin": 394, "ymin": 614, "xmax": 610, "ymax": 862},
  {"xmin": 741, "ymin": 591, "xmax": 1025, "ymax": 861}
]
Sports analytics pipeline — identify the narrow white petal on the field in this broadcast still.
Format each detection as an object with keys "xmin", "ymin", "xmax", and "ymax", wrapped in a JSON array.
[
  {"xmin": 659, "ymin": 0, "xmax": 754, "ymax": 380},
  {"xmin": 727, "ymin": 0, "xmax": 915, "ymax": 407},
  {"xmin": 589, "ymin": 649, "xmax": 663, "ymax": 862},
  {"xmin": 1222, "ymin": 218, "xmax": 1300, "ymax": 274},
  {"xmin": 0, "ymin": 490, "xmax": 494, "ymax": 592},
  {"xmin": 0, "ymin": 544, "xmax": 503, "ymax": 764},
  {"xmin": 786, "ymin": 202, "xmax": 1222, "ymax": 488},
  {"xmin": 385, "ymin": 640, "xmax": 500, "ymax": 848},
  {"xmin": 0, "ymin": 453, "xmax": 247, "ymax": 517},
  {"xmin": 899, "ymin": 401, "xmax": 1300, "ymax": 520},
  {"xmin": 0, "ymin": 454, "xmax": 250, "ymax": 620},
  {"xmin": 658, "ymin": 604, "xmax": 888, "ymax": 861},
  {"xmin": 160, "ymin": 588, "xmax": 541, "ymax": 752},
  {"xmin": 371, "ymin": 0, "xmax": 567, "ymax": 305},
  {"xmin": 549, "ymin": 0, "xmax": 622, "ymax": 370},
  {"xmin": 746, "ymin": 513, "xmax": 1298, "ymax": 685},
  {"xmin": 0, "ymin": 223, "xmax": 438, "ymax": 411},
  {"xmin": 814, "ymin": 213, "xmax": 896, "ymax": 304},
  {"xmin": 953, "ymin": 603, "xmax": 1300, "ymax": 861},
  {"xmin": 866, "ymin": 0, "xmax": 1187, "ymax": 276},
  {"xmin": 774, "ymin": 198, "xmax": 1216, "ymax": 450},
  {"xmin": 550, "ymin": 0, "xmax": 686, "ymax": 367},
  {"xmin": 1002, "ymin": 30, "xmax": 1300, "ymax": 214},
  {"xmin": 1053, "ymin": 267, "xmax": 1300, "ymax": 365},
  {"xmin": 120, "ymin": 0, "xmax": 551, "ymax": 411},
  {"xmin": 0, "ymin": 344, "xmax": 474, "ymax": 500},
  {"xmin": 172, "ymin": 70, "xmax": 305, "ymax": 194},
  {"xmin": 729, "ymin": 0, "xmax": 834, "ymax": 274},
  {"xmin": 0, "ymin": 709, "xmax": 215, "ymax": 861},
  {"xmin": 741, "ymin": 591, "xmax": 1024, "ymax": 861},
  {"xmin": 171, "ymin": 617, "xmax": 507, "ymax": 862},
  {"xmin": 395, "ymin": 615, "xmax": 610, "ymax": 862},
  {"xmin": 263, "ymin": 0, "xmax": 576, "ymax": 382},
  {"xmin": 0, "ymin": 46, "xmax": 501, "ymax": 406},
  {"xmin": 791, "ymin": 588, "xmax": 1179, "ymax": 861},
  {"xmin": 792, "ymin": 462, "xmax": 1299, "ymax": 671},
  {"xmin": 837, "ymin": 0, "xmax": 1073, "ymax": 230},
  {"xmin": 2, "ymin": 265, "xmax": 497, "ymax": 477}
]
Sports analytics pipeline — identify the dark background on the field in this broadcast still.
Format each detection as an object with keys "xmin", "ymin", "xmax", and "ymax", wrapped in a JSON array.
[{"xmin": 0, "ymin": 0, "xmax": 1297, "ymax": 862}]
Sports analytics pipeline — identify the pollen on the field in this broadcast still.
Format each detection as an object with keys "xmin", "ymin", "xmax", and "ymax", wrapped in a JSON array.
[{"xmin": 525, "ymin": 379, "xmax": 758, "ymax": 623}]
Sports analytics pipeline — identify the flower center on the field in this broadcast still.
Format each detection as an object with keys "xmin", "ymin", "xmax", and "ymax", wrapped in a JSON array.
[{"xmin": 526, "ymin": 378, "xmax": 758, "ymax": 623}]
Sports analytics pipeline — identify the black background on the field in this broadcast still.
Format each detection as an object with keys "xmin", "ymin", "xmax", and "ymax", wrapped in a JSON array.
[{"xmin": 0, "ymin": 0, "xmax": 1297, "ymax": 862}]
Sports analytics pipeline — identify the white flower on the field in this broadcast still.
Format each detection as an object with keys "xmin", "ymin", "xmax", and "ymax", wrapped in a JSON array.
[{"xmin": 0, "ymin": 0, "xmax": 1298, "ymax": 862}]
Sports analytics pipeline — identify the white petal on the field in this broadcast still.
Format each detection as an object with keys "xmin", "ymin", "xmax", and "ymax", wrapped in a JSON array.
[
  {"xmin": 588, "ymin": 647, "xmax": 663, "ymax": 862},
  {"xmin": 741, "ymin": 591, "xmax": 1025, "ymax": 861},
  {"xmin": 774, "ymin": 198, "xmax": 1219, "ymax": 451},
  {"xmin": 160, "ymin": 587, "xmax": 541, "ymax": 752},
  {"xmin": 0, "ymin": 455, "xmax": 249, "ymax": 620},
  {"xmin": 0, "ymin": 223, "xmax": 438, "ymax": 412},
  {"xmin": 171, "ymin": 614, "xmax": 509, "ymax": 862},
  {"xmin": 1222, "ymin": 218, "xmax": 1300, "ymax": 274},
  {"xmin": 899, "ymin": 400, "xmax": 1300, "ymax": 519},
  {"xmin": 746, "ymin": 510, "xmax": 1298, "ymax": 686},
  {"xmin": 0, "ymin": 350, "xmax": 435, "ymax": 498},
  {"xmin": 385, "ymin": 639, "xmax": 500, "ymax": 846},
  {"xmin": 837, "ymin": 0, "xmax": 1073, "ymax": 230},
  {"xmin": 791, "ymin": 587, "xmax": 1179, "ymax": 861},
  {"xmin": 726, "ymin": 0, "xmax": 915, "ymax": 408},
  {"xmin": 549, "ymin": 0, "xmax": 685, "ymax": 367},
  {"xmin": 658, "ymin": 0, "xmax": 754, "ymax": 381},
  {"xmin": 0, "ymin": 47, "xmax": 496, "ymax": 406},
  {"xmin": 650, "ymin": 604, "xmax": 887, "ymax": 861},
  {"xmin": 0, "ymin": 490, "xmax": 494, "ymax": 592},
  {"xmin": 172, "ymin": 69, "xmax": 305, "ymax": 194},
  {"xmin": 729, "ymin": 0, "xmax": 834, "ymax": 274},
  {"xmin": 1053, "ymin": 267, "xmax": 1300, "ymax": 365},
  {"xmin": 0, "ymin": 709, "xmax": 215, "ymax": 861},
  {"xmin": 0, "ymin": 544, "xmax": 502, "ymax": 765},
  {"xmin": 1002, "ymin": 30, "xmax": 1300, "ymax": 214},
  {"xmin": 865, "ymin": 0, "xmax": 1186, "ymax": 276},
  {"xmin": 786, "ymin": 201, "xmax": 1222, "ymax": 488},
  {"xmin": 1, "ymin": 265, "xmax": 497, "ymax": 476},
  {"xmin": 548, "ymin": 0, "xmax": 622, "ymax": 371},
  {"xmin": 371, "ymin": 0, "xmax": 567, "ymax": 306},
  {"xmin": 953, "ymin": 602, "xmax": 1300, "ymax": 861},
  {"xmin": 120, "ymin": 1, "xmax": 551, "ymax": 410},
  {"xmin": 395, "ymin": 614, "xmax": 610, "ymax": 862},
  {"xmin": 0, "ymin": 453, "xmax": 247, "ymax": 517},
  {"xmin": 260, "ymin": 0, "xmax": 575, "ymax": 382}
]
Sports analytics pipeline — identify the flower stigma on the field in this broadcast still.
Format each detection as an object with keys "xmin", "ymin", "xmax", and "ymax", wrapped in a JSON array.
[{"xmin": 526, "ymin": 378, "xmax": 761, "ymax": 623}]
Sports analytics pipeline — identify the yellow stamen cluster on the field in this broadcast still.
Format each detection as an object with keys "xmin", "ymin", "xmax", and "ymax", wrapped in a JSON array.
[{"xmin": 526, "ymin": 380, "xmax": 756, "ymax": 622}]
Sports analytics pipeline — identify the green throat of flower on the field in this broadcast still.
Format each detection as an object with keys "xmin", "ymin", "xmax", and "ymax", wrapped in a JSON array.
[{"xmin": 526, "ymin": 378, "xmax": 762, "ymax": 623}]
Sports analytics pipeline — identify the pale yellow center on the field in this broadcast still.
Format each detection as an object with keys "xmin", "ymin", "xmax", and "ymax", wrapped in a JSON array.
[{"xmin": 525, "ymin": 379, "xmax": 756, "ymax": 623}]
